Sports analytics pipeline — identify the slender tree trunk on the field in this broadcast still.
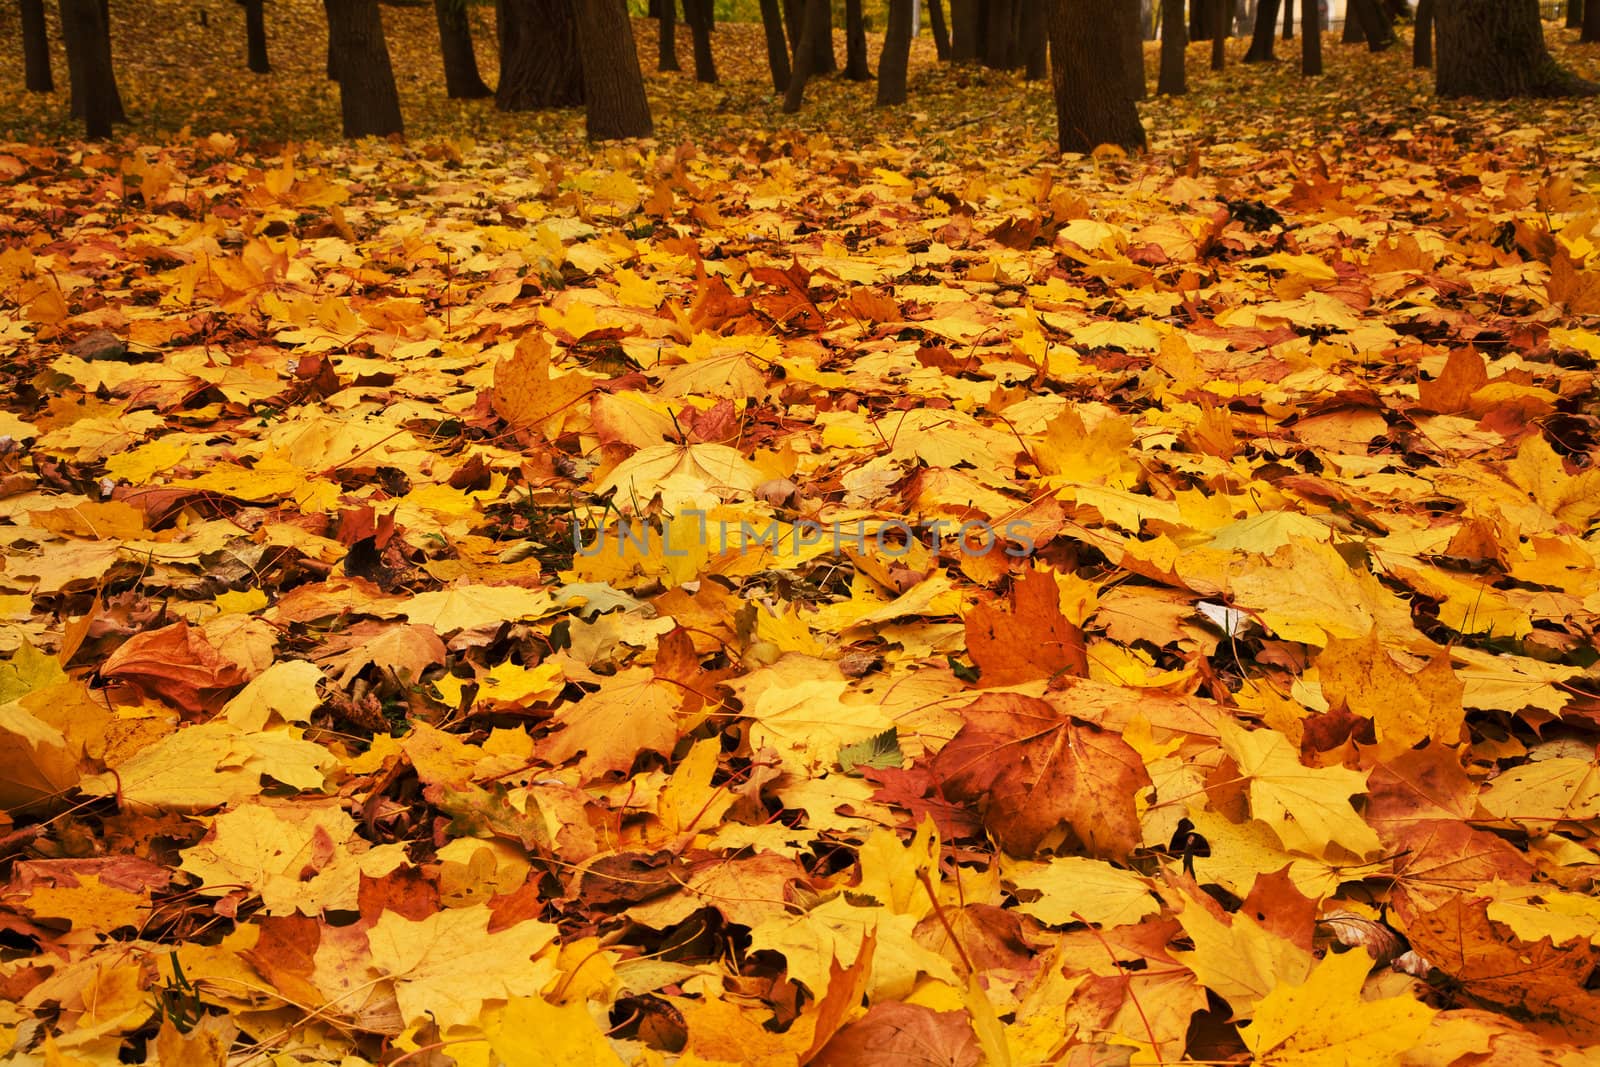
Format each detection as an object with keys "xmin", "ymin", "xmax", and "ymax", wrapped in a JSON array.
[
  {"xmin": 21, "ymin": 0, "xmax": 54, "ymax": 92},
  {"xmin": 1342, "ymin": 2, "xmax": 1363, "ymax": 41},
  {"xmin": 495, "ymin": 0, "xmax": 582, "ymax": 109},
  {"xmin": 243, "ymin": 0, "xmax": 270, "ymax": 72},
  {"xmin": 1049, "ymin": 0, "xmax": 1145, "ymax": 153},
  {"xmin": 1191, "ymin": 0, "xmax": 1209, "ymax": 39},
  {"xmin": 1022, "ymin": 0, "xmax": 1048, "ymax": 78},
  {"xmin": 326, "ymin": 0, "xmax": 404, "ymax": 136},
  {"xmin": 783, "ymin": 0, "xmax": 827, "ymax": 111},
  {"xmin": 1301, "ymin": 0, "xmax": 1321, "ymax": 73},
  {"xmin": 1566, "ymin": 0, "xmax": 1582, "ymax": 28},
  {"xmin": 1245, "ymin": 0, "xmax": 1280, "ymax": 58},
  {"xmin": 1211, "ymin": 0, "xmax": 1229, "ymax": 67},
  {"xmin": 323, "ymin": 0, "xmax": 339, "ymax": 77},
  {"xmin": 1413, "ymin": 0, "xmax": 1432, "ymax": 66},
  {"xmin": 951, "ymin": 0, "xmax": 979, "ymax": 60},
  {"xmin": 434, "ymin": 0, "xmax": 490, "ymax": 96},
  {"xmin": 686, "ymin": 0, "xmax": 717, "ymax": 81},
  {"xmin": 1351, "ymin": 0, "xmax": 1394, "ymax": 50},
  {"xmin": 984, "ymin": 0, "xmax": 1014, "ymax": 67},
  {"xmin": 808, "ymin": 0, "xmax": 835, "ymax": 72},
  {"xmin": 1117, "ymin": 0, "xmax": 1145, "ymax": 96},
  {"xmin": 845, "ymin": 0, "xmax": 871, "ymax": 77},
  {"xmin": 782, "ymin": 0, "xmax": 803, "ymax": 56},
  {"xmin": 1157, "ymin": 0, "xmax": 1186, "ymax": 92},
  {"xmin": 1437, "ymin": 0, "xmax": 1597, "ymax": 95},
  {"xmin": 59, "ymin": 0, "xmax": 118, "ymax": 137},
  {"xmin": 573, "ymin": 0, "xmax": 653, "ymax": 139},
  {"xmin": 878, "ymin": 0, "xmax": 913, "ymax": 102},
  {"xmin": 659, "ymin": 0, "xmax": 680, "ymax": 71},
  {"xmin": 95, "ymin": 0, "xmax": 124, "ymax": 120},
  {"xmin": 1282, "ymin": 0, "xmax": 1293, "ymax": 37},
  {"xmin": 758, "ymin": 0, "xmax": 790, "ymax": 90},
  {"xmin": 1585, "ymin": 0, "xmax": 1600, "ymax": 41},
  {"xmin": 929, "ymin": 0, "xmax": 952, "ymax": 58}
]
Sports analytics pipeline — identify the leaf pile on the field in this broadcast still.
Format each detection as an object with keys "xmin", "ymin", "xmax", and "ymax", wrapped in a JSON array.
[{"xmin": 4, "ymin": 5, "xmax": 1600, "ymax": 1065}]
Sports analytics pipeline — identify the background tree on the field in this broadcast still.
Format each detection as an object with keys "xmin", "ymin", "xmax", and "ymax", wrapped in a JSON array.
[
  {"xmin": 1345, "ymin": 0, "xmax": 1395, "ymax": 51},
  {"xmin": 951, "ymin": 0, "xmax": 979, "ymax": 60},
  {"xmin": 1022, "ymin": 0, "xmax": 1048, "ymax": 79},
  {"xmin": 1245, "ymin": 0, "xmax": 1282, "ymax": 60},
  {"xmin": 325, "ymin": 0, "xmax": 402, "ymax": 137},
  {"xmin": 984, "ymin": 0, "xmax": 1015, "ymax": 68},
  {"xmin": 1585, "ymin": 0, "xmax": 1599, "ymax": 42},
  {"xmin": 1049, "ymin": 0, "xmax": 1145, "ymax": 153},
  {"xmin": 572, "ymin": 0, "xmax": 652, "ymax": 139},
  {"xmin": 240, "ymin": 0, "xmax": 270, "ymax": 72},
  {"xmin": 434, "ymin": 0, "xmax": 491, "ymax": 97},
  {"xmin": 322, "ymin": 0, "xmax": 338, "ymax": 77},
  {"xmin": 1436, "ymin": 0, "xmax": 1597, "ymax": 96},
  {"xmin": 1212, "ymin": 0, "xmax": 1230, "ymax": 69},
  {"xmin": 928, "ymin": 0, "xmax": 952, "ymax": 59},
  {"xmin": 496, "ymin": 0, "xmax": 582, "ymax": 109},
  {"xmin": 658, "ymin": 0, "xmax": 680, "ymax": 71},
  {"xmin": 1301, "ymin": 0, "xmax": 1321, "ymax": 74},
  {"xmin": 1282, "ymin": 0, "xmax": 1293, "ymax": 38},
  {"xmin": 1158, "ymin": 0, "xmax": 1186, "ymax": 93},
  {"xmin": 1413, "ymin": 0, "xmax": 1432, "ymax": 67},
  {"xmin": 845, "ymin": 0, "xmax": 871, "ymax": 78},
  {"xmin": 1567, "ymin": 0, "xmax": 1582, "ymax": 28},
  {"xmin": 757, "ymin": 0, "xmax": 789, "ymax": 90},
  {"xmin": 1117, "ymin": 1, "xmax": 1145, "ymax": 98},
  {"xmin": 21, "ymin": 0, "xmax": 54, "ymax": 92},
  {"xmin": 686, "ymin": 0, "xmax": 716, "ymax": 82},
  {"xmin": 782, "ymin": 0, "xmax": 829, "ymax": 111},
  {"xmin": 877, "ymin": 0, "xmax": 912, "ymax": 103},
  {"xmin": 59, "ymin": 0, "xmax": 121, "ymax": 137}
]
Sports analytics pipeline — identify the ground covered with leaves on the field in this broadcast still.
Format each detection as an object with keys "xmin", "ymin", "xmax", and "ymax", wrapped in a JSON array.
[{"xmin": 3, "ymin": 3, "xmax": 1600, "ymax": 1065}]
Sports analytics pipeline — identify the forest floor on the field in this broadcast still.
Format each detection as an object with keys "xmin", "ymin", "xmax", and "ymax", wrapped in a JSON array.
[{"xmin": 3, "ymin": 4, "xmax": 1600, "ymax": 1066}]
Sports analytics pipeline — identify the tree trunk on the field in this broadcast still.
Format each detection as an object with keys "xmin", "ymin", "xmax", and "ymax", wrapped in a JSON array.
[
  {"xmin": 326, "ymin": 0, "xmax": 404, "ymax": 136},
  {"xmin": 1282, "ymin": 0, "xmax": 1293, "ymax": 37},
  {"xmin": 323, "ymin": 0, "xmax": 339, "ymax": 77},
  {"xmin": 1342, "ymin": 2, "xmax": 1363, "ymax": 41},
  {"xmin": 1049, "ymin": 0, "xmax": 1145, "ymax": 153},
  {"xmin": 495, "ymin": 0, "xmax": 582, "ymax": 109},
  {"xmin": 1191, "ymin": 0, "xmax": 1209, "ymax": 39},
  {"xmin": 1437, "ymin": 0, "xmax": 1597, "ymax": 95},
  {"xmin": 929, "ymin": 0, "xmax": 952, "ymax": 58},
  {"xmin": 1413, "ymin": 0, "xmax": 1432, "ymax": 66},
  {"xmin": 845, "ymin": 0, "xmax": 871, "ymax": 77},
  {"xmin": 243, "ymin": 0, "xmax": 270, "ymax": 72},
  {"xmin": 783, "ymin": 0, "xmax": 827, "ymax": 111},
  {"xmin": 1585, "ymin": 0, "xmax": 1600, "ymax": 41},
  {"xmin": 1245, "ymin": 0, "xmax": 1280, "ymax": 58},
  {"xmin": 1566, "ymin": 0, "xmax": 1582, "ymax": 28},
  {"xmin": 686, "ymin": 0, "xmax": 717, "ymax": 81},
  {"xmin": 435, "ymin": 0, "xmax": 491, "ymax": 96},
  {"xmin": 877, "ymin": 0, "xmax": 912, "ymax": 102},
  {"xmin": 659, "ymin": 0, "xmax": 680, "ymax": 71},
  {"xmin": 21, "ymin": 0, "xmax": 54, "ymax": 92},
  {"xmin": 758, "ymin": 0, "xmax": 790, "ymax": 90},
  {"xmin": 1117, "ymin": 0, "xmax": 1145, "ymax": 97},
  {"xmin": 573, "ymin": 0, "xmax": 653, "ymax": 139},
  {"xmin": 1211, "ymin": 0, "xmax": 1229, "ymax": 67},
  {"xmin": 59, "ymin": 0, "xmax": 118, "ymax": 137},
  {"xmin": 984, "ymin": 0, "xmax": 1014, "ymax": 67},
  {"xmin": 1022, "ymin": 0, "xmax": 1048, "ymax": 78},
  {"xmin": 951, "ymin": 0, "xmax": 979, "ymax": 60},
  {"xmin": 1351, "ymin": 0, "xmax": 1394, "ymax": 50},
  {"xmin": 1157, "ymin": 0, "xmax": 1186, "ymax": 92},
  {"xmin": 782, "ymin": 0, "xmax": 803, "ymax": 56},
  {"xmin": 1300, "ymin": 0, "xmax": 1321, "ymax": 72}
]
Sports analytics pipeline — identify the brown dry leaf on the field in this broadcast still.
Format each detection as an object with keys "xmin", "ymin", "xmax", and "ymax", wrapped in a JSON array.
[{"xmin": 964, "ymin": 567, "xmax": 1088, "ymax": 686}]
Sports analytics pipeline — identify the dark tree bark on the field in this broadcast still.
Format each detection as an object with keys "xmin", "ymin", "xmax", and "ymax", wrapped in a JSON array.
[
  {"xmin": 845, "ymin": 0, "xmax": 871, "ymax": 78},
  {"xmin": 809, "ymin": 0, "xmax": 835, "ymax": 72},
  {"xmin": 1049, "ymin": 0, "xmax": 1145, "ymax": 153},
  {"xmin": 325, "ymin": 0, "xmax": 403, "ymax": 136},
  {"xmin": 1282, "ymin": 0, "xmax": 1293, "ymax": 37},
  {"xmin": 1350, "ymin": 0, "xmax": 1395, "ymax": 50},
  {"xmin": 1211, "ymin": 0, "xmax": 1230, "ymax": 67},
  {"xmin": 1157, "ymin": 0, "xmax": 1186, "ymax": 93},
  {"xmin": 1191, "ymin": 0, "xmax": 1210, "ymax": 39},
  {"xmin": 21, "ymin": 0, "xmax": 54, "ymax": 92},
  {"xmin": 951, "ymin": 0, "xmax": 980, "ymax": 60},
  {"xmin": 1245, "ymin": 0, "xmax": 1281, "ymax": 59},
  {"xmin": 686, "ymin": 0, "xmax": 717, "ymax": 82},
  {"xmin": 1566, "ymin": 0, "xmax": 1582, "ymax": 28},
  {"xmin": 59, "ymin": 0, "xmax": 119, "ymax": 137},
  {"xmin": 929, "ymin": 0, "xmax": 952, "ymax": 58},
  {"xmin": 1342, "ymin": 2, "xmax": 1363, "ymax": 41},
  {"xmin": 758, "ymin": 0, "xmax": 790, "ymax": 90},
  {"xmin": 434, "ymin": 0, "xmax": 491, "ymax": 96},
  {"xmin": 243, "ymin": 0, "xmax": 270, "ymax": 72},
  {"xmin": 782, "ymin": 0, "xmax": 828, "ymax": 111},
  {"xmin": 323, "ymin": 0, "xmax": 339, "ymax": 77},
  {"xmin": 1022, "ymin": 0, "xmax": 1048, "ymax": 78},
  {"xmin": 658, "ymin": 0, "xmax": 680, "ymax": 71},
  {"xmin": 984, "ymin": 0, "xmax": 1015, "ymax": 67},
  {"xmin": 573, "ymin": 0, "xmax": 653, "ymax": 139},
  {"xmin": 1585, "ymin": 0, "xmax": 1600, "ymax": 41},
  {"xmin": 1117, "ymin": 0, "xmax": 1145, "ymax": 97},
  {"xmin": 495, "ymin": 0, "xmax": 582, "ymax": 109},
  {"xmin": 877, "ymin": 0, "xmax": 913, "ymax": 102},
  {"xmin": 1301, "ymin": 0, "xmax": 1321, "ymax": 73},
  {"xmin": 1437, "ymin": 0, "xmax": 1597, "ymax": 95},
  {"xmin": 1413, "ymin": 0, "xmax": 1432, "ymax": 66}
]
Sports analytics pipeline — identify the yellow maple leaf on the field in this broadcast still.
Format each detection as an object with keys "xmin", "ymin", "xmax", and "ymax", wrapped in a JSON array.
[
  {"xmin": 1219, "ymin": 719, "xmax": 1383, "ymax": 860},
  {"xmin": 1240, "ymin": 949, "xmax": 1434, "ymax": 1065}
]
